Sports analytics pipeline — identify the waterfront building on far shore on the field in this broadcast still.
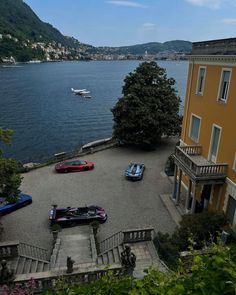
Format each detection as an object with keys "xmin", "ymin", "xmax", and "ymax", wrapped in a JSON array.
[{"xmin": 172, "ymin": 38, "xmax": 236, "ymax": 226}]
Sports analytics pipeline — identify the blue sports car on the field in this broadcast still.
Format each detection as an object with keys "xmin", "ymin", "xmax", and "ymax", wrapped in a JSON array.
[
  {"xmin": 125, "ymin": 163, "xmax": 145, "ymax": 181},
  {"xmin": 0, "ymin": 193, "xmax": 32, "ymax": 215}
]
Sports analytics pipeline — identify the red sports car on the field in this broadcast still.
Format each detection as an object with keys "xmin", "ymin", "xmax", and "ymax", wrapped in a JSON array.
[{"xmin": 55, "ymin": 159, "xmax": 94, "ymax": 173}]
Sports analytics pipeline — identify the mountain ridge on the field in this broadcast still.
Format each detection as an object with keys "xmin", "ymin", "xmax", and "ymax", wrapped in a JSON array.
[{"xmin": 0, "ymin": 0, "xmax": 192, "ymax": 61}]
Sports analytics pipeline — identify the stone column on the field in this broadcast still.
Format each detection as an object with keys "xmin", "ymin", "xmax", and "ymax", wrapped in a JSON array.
[
  {"xmin": 216, "ymin": 185, "xmax": 223, "ymax": 211},
  {"xmin": 185, "ymin": 179, "xmax": 192, "ymax": 213},
  {"xmin": 172, "ymin": 165, "xmax": 178, "ymax": 200},
  {"xmin": 175, "ymin": 169, "xmax": 182, "ymax": 205},
  {"xmin": 190, "ymin": 184, "xmax": 197, "ymax": 214}
]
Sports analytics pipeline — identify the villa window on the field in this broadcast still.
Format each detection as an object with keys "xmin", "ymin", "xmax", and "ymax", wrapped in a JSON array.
[
  {"xmin": 189, "ymin": 114, "xmax": 201, "ymax": 143},
  {"xmin": 196, "ymin": 66, "xmax": 206, "ymax": 95},
  {"xmin": 218, "ymin": 69, "xmax": 231, "ymax": 102}
]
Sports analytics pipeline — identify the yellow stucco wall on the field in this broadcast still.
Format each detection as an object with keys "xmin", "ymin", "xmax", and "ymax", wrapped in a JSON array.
[{"xmin": 181, "ymin": 62, "xmax": 236, "ymax": 184}]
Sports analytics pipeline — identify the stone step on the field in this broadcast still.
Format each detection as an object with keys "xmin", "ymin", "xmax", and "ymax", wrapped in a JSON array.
[
  {"xmin": 10, "ymin": 256, "xmax": 50, "ymax": 275},
  {"xmin": 118, "ymin": 244, "xmax": 124, "ymax": 256},
  {"xmin": 30, "ymin": 259, "xmax": 39, "ymax": 273},
  {"xmin": 97, "ymin": 244, "xmax": 124, "ymax": 266},
  {"xmin": 23, "ymin": 258, "xmax": 32, "ymax": 274},
  {"xmin": 43, "ymin": 263, "xmax": 50, "ymax": 272},
  {"xmin": 36, "ymin": 261, "xmax": 44, "ymax": 273},
  {"xmin": 97, "ymin": 256, "xmax": 103, "ymax": 265},
  {"xmin": 113, "ymin": 247, "xmax": 120, "ymax": 263},
  {"xmin": 16, "ymin": 257, "xmax": 26, "ymax": 274},
  {"xmin": 102, "ymin": 253, "xmax": 108, "ymax": 264},
  {"xmin": 107, "ymin": 250, "xmax": 114, "ymax": 264},
  {"xmin": 10, "ymin": 256, "xmax": 19, "ymax": 273}
]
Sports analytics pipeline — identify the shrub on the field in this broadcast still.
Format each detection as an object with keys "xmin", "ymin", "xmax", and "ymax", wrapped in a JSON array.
[{"xmin": 154, "ymin": 211, "xmax": 227, "ymax": 268}]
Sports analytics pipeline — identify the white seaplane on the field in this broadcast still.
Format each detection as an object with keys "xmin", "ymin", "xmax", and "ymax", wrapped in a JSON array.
[{"xmin": 71, "ymin": 88, "xmax": 91, "ymax": 95}]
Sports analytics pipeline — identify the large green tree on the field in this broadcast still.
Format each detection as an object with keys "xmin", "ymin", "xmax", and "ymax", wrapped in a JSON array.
[
  {"xmin": 112, "ymin": 62, "xmax": 181, "ymax": 147},
  {"xmin": 0, "ymin": 128, "xmax": 22, "ymax": 202}
]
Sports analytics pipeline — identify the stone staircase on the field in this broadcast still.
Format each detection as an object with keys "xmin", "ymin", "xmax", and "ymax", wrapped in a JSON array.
[
  {"xmin": 1, "ymin": 226, "xmax": 168, "ymax": 292},
  {"xmin": 0, "ymin": 240, "xmax": 50, "ymax": 275},
  {"xmin": 97, "ymin": 244, "xmax": 125, "ymax": 265},
  {"xmin": 96, "ymin": 229, "xmax": 168, "ymax": 277},
  {"xmin": 10, "ymin": 256, "xmax": 50, "ymax": 274}
]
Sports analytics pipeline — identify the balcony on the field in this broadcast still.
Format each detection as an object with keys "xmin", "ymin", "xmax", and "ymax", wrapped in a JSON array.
[{"xmin": 174, "ymin": 145, "xmax": 228, "ymax": 184}]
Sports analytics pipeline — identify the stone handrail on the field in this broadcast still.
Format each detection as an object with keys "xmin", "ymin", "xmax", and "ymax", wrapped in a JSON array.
[
  {"xmin": 98, "ymin": 231, "xmax": 123, "ymax": 254},
  {"xmin": 175, "ymin": 146, "xmax": 228, "ymax": 177},
  {"xmin": 18, "ymin": 242, "xmax": 50, "ymax": 262},
  {"xmin": 123, "ymin": 227, "xmax": 154, "ymax": 243},
  {"xmin": 98, "ymin": 227, "xmax": 154, "ymax": 254},
  {"xmin": 10, "ymin": 264, "xmax": 122, "ymax": 293},
  {"xmin": 0, "ymin": 241, "xmax": 19, "ymax": 258}
]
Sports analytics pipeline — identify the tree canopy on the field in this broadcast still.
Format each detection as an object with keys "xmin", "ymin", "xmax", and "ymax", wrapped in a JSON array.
[
  {"xmin": 112, "ymin": 62, "xmax": 181, "ymax": 147},
  {"xmin": 0, "ymin": 128, "xmax": 22, "ymax": 202}
]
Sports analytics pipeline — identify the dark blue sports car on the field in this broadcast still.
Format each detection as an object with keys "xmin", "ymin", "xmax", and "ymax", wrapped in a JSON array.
[
  {"xmin": 0, "ymin": 193, "xmax": 32, "ymax": 215},
  {"xmin": 49, "ymin": 205, "xmax": 107, "ymax": 226},
  {"xmin": 125, "ymin": 163, "xmax": 145, "ymax": 181}
]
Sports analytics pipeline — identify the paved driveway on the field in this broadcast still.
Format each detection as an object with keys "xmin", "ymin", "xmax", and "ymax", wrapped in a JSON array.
[{"xmin": 2, "ymin": 138, "xmax": 177, "ymax": 249}]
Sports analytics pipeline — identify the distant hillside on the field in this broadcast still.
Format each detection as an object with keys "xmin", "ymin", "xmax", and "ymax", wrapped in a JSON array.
[
  {"xmin": 0, "ymin": 0, "xmax": 79, "ymax": 47},
  {"xmin": 0, "ymin": 0, "xmax": 191, "ymax": 62},
  {"xmin": 92, "ymin": 40, "xmax": 192, "ymax": 55}
]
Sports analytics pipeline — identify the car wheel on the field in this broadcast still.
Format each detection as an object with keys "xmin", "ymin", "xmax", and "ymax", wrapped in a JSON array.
[
  {"xmin": 22, "ymin": 201, "xmax": 29, "ymax": 207},
  {"xmin": 64, "ymin": 169, "xmax": 68, "ymax": 173}
]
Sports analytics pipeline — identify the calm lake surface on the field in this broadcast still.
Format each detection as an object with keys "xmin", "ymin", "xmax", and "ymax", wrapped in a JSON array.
[{"xmin": 0, "ymin": 60, "xmax": 188, "ymax": 163}]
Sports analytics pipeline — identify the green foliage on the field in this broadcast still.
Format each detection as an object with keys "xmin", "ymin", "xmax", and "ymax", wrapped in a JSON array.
[
  {"xmin": 112, "ymin": 62, "xmax": 181, "ymax": 147},
  {"xmin": 0, "ymin": 0, "xmax": 78, "ymax": 47},
  {"xmin": 51, "ymin": 223, "xmax": 62, "ymax": 232},
  {"xmin": 0, "ymin": 157, "xmax": 23, "ymax": 202},
  {"xmin": 0, "ymin": 128, "xmax": 13, "ymax": 148},
  {"xmin": 177, "ymin": 211, "xmax": 227, "ymax": 248},
  {"xmin": 0, "ymin": 128, "xmax": 22, "ymax": 202},
  {"xmin": 44, "ymin": 244, "xmax": 236, "ymax": 295},
  {"xmin": 155, "ymin": 211, "xmax": 228, "ymax": 269},
  {"xmin": 0, "ymin": 37, "xmax": 45, "ymax": 62}
]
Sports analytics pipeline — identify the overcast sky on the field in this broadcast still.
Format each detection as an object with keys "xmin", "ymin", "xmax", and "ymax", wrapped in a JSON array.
[{"xmin": 24, "ymin": 0, "xmax": 236, "ymax": 46}]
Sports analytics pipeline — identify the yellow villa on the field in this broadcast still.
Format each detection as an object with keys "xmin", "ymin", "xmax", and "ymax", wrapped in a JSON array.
[{"xmin": 173, "ymin": 38, "xmax": 236, "ymax": 225}]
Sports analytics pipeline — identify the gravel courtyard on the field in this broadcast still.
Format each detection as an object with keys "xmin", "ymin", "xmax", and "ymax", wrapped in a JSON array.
[{"xmin": 2, "ymin": 138, "xmax": 178, "ymax": 250}]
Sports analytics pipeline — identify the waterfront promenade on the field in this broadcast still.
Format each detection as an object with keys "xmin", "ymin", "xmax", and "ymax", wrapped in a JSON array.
[{"xmin": 2, "ymin": 138, "xmax": 178, "ymax": 250}]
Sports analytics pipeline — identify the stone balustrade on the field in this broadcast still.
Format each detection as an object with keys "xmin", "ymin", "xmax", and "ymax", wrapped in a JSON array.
[
  {"xmin": 98, "ymin": 227, "xmax": 154, "ymax": 254},
  {"xmin": 0, "ymin": 241, "xmax": 19, "ymax": 259},
  {"xmin": 123, "ymin": 227, "xmax": 154, "ymax": 243},
  {"xmin": 9, "ymin": 264, "xmax": 122, "ymax": 293}
]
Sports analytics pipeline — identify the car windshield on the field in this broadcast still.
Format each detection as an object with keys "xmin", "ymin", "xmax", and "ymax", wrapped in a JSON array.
[
  {"xmin": 0, "ymin": 198, "xmax": 8, "ymax": 207},
  {"xmin": 66, "ymin": 160, "xmax": 86, "ymax": 166},
  {"xmin": 0, "ymin": 196, "xmax": 20, "ymax": 206},
  {"xmin": 88, "ymin": 209, "xmax": 96, "ymax": 215}
]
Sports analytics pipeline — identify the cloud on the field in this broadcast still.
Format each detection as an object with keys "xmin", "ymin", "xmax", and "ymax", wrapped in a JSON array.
[
  {"xmin": 143, "ymin": 23, "xmax": 156, "ymax": 28},
  {"xmin": 186, "ymin": 0, "xmax": 223, "ymax": 9},
  {"xmin": 142, "ymin": 23, "xmax": 156, "ymax": 31},
  {"xmin": 107, "ymin": 1, "xmax": 147, "ymax": 8},
  {"xmin": 221, "ymin": 18, "xmax": 236, "ymax": 25}
]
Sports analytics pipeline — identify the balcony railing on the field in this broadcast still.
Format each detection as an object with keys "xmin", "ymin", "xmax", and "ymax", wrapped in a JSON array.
[{"xmin": 174, "ymin": 145, "xmax": 228, "ymax": 182}]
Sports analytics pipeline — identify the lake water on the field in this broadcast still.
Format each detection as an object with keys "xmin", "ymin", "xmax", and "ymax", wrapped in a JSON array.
[{"xmin": 0, "ymin": 60, "xmax": 188, "ymax": 163}]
